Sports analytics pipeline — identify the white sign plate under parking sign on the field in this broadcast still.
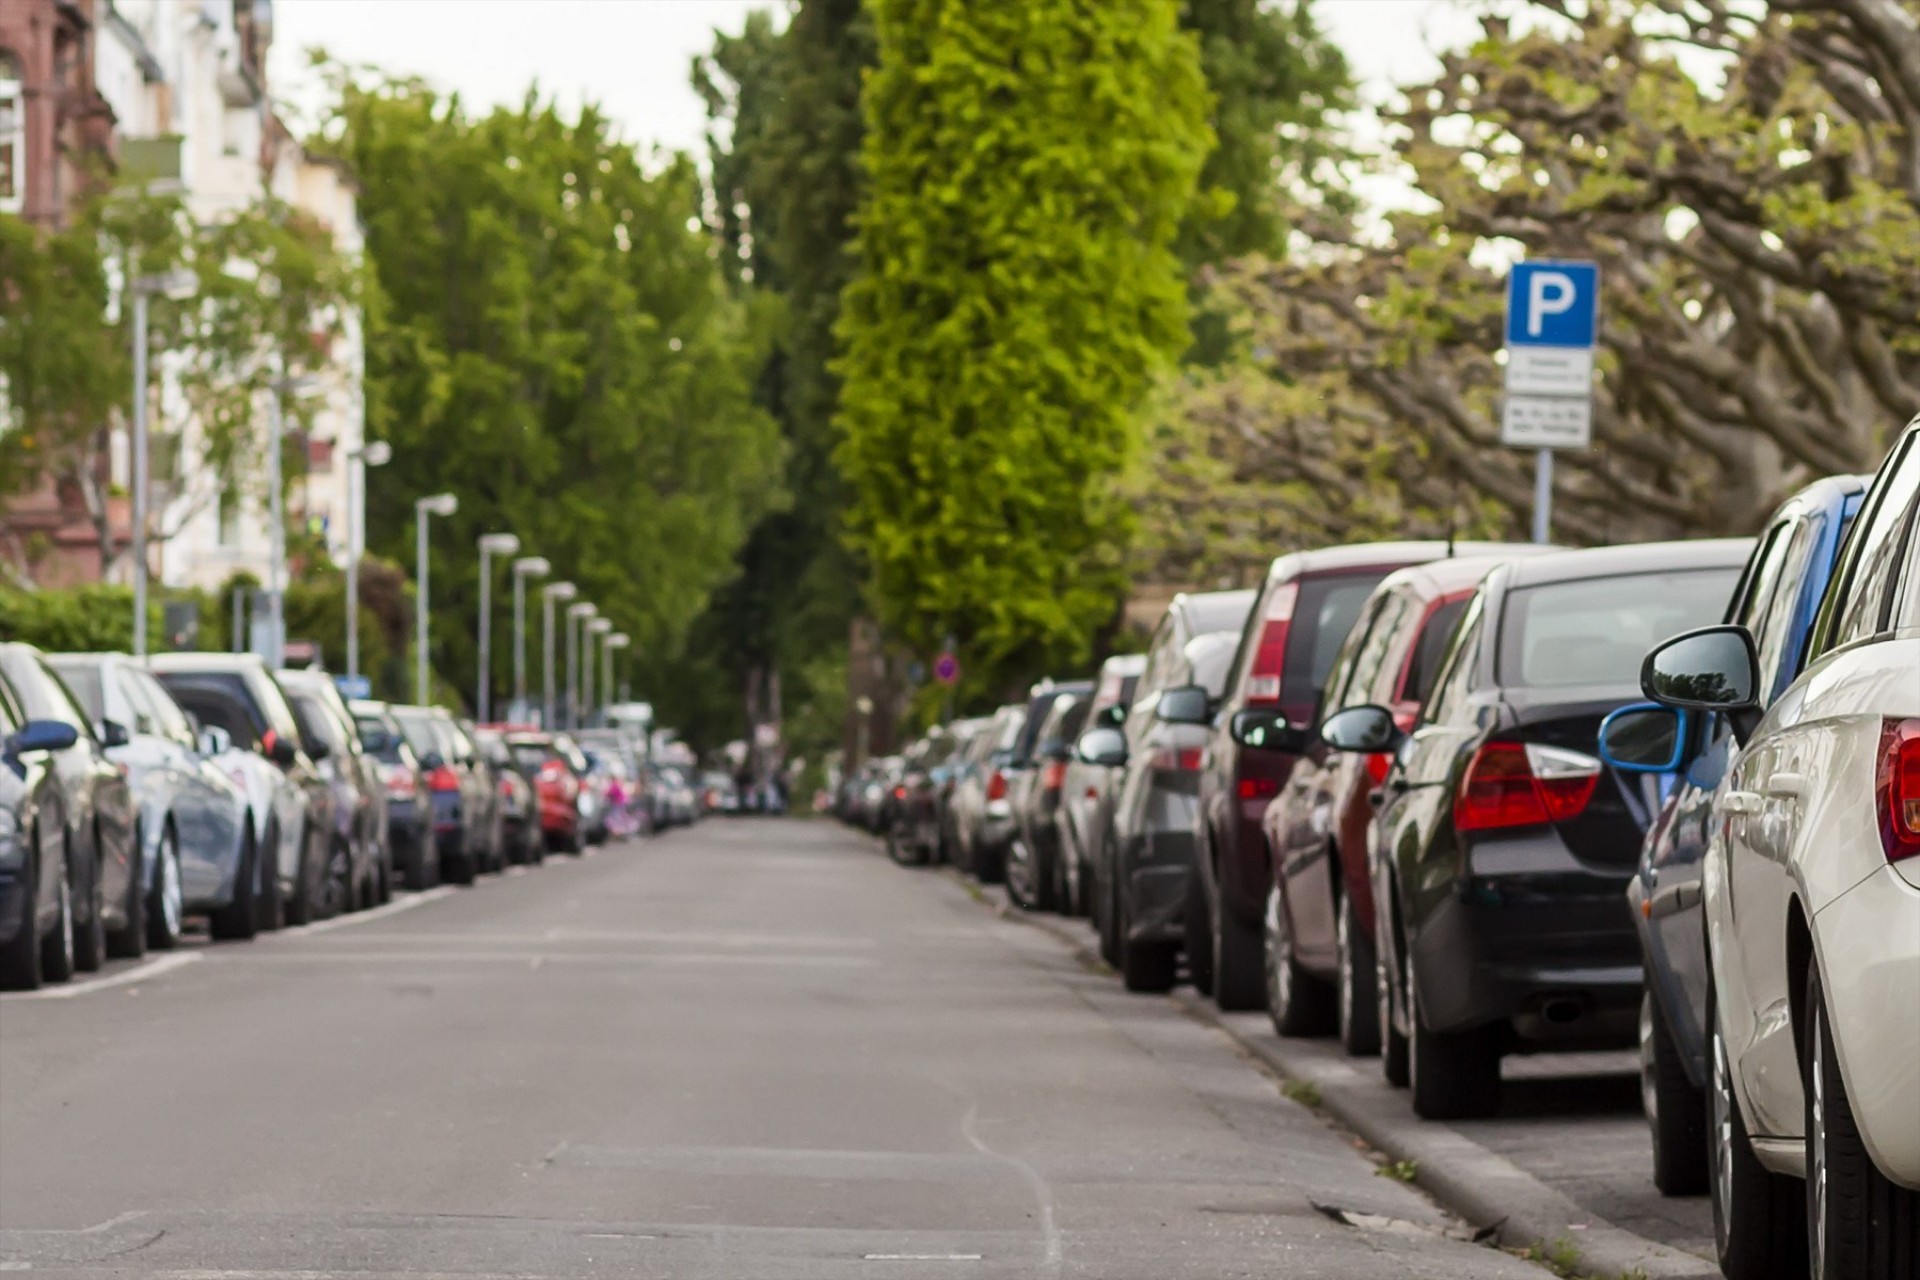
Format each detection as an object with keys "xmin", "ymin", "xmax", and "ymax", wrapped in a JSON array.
[
  {"xmin": 1501, "ymin": 395, "xmax": 1593, "ymax": 449},
  {"xmin": 1505, "ymin": 346, "xmax": 1594, "ymax": 397}
]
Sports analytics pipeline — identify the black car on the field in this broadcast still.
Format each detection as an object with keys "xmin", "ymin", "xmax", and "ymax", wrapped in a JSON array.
[
  {"xmin": 0, "ymin": 687, "xmax": 84, "ymax": 989},
  {"xmin": 278, "ymin": 670, "xmax": 389, "ymax": 912},
  {"xmin": 1003, "ymin": 682, "xmax": 1094, "ymax": 912},
  {"xmin": 390, "ymin": 705, "xmax": 500, "ymax": 883},
  {"xmin": 1319, "ymin": 539, "xmax": 1751, "ymax": 1119}
]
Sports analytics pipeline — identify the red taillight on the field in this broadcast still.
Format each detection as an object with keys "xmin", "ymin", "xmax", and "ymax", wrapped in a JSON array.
[
  {"xmin": 1243, "ymin": 583, "xmax": 1298, "ymax": 705},
  {"xmin": 1364, "ymin": 753, "xmax": 1392, "ymax": 786},
  {"xmin": 498, "ymin": 777, "xmax": 517, "ymax": 797},
  {"xmin": 1041, "ymin": 761, "xmax": 1067, "ymax": 791},
  {"xmin": 892, "ymin": 785, "xmax": 908, "ymax": 800},
  {"xmin": 986, "ymin": 770, "xmax": 1008, "ymax": 802},
  {"xmin": 383, "ymin": 766, "xmax": 416, "ymax": 799},
  {"xmin": 1238, "ymin": 776, "xmax": 1279, "ymax": 800},
  {"xmin": 1454, "ymin": 741, "xmax": 1599, "ymax": 833},
  {"xmin": 1877, "ymin": 719, "xmax": 1920, "ymax": 863},
  {"xmin": 1148, "ymin": 747, "xmax": 1204, "ymax": 772},
  {"xmin": 426, "ymin": 765, "xmax": 460, "ymax": 793}
]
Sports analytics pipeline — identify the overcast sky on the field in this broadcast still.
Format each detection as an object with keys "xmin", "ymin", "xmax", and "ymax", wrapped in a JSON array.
[{"xmin": 269, "ymin": 0, "xmax": 1486, "ymax": 159}]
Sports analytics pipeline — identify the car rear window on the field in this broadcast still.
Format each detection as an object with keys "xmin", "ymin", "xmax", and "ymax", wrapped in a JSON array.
[
  {"xmin": 1280, "ymin": 573, "xmax": 1392, "ymax": 718},
  {"xmin": 1499, "ymin": 567, "xmax": 1743, "ymax": 688},
  {"xmin": 391, "ymin": 710, "xmax": 440, "ymax": 758},
  {"xmin": 155, "ymin": 672, "xmax": 262, "ymax": 746},
  {"xmin": 1186, "ymin": 590, "xmax": 1257, "ymax": 636}
]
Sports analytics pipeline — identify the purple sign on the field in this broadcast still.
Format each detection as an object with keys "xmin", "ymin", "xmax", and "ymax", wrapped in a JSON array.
[{"xmin": 933, "ymin": 652, "xmax": 960, "ymax": 685}]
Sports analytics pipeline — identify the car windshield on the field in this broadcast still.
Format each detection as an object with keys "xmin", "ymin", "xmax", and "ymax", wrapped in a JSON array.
[{"xmin": 1500, "ymin": 568, "xmax": 1744, "ymax": 688}]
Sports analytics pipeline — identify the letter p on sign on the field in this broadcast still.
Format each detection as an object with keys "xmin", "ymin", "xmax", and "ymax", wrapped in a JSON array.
[
  {"xmin": 1527, "ymin": 272, "xmax": 1576, "ymax": 337},
  {"xmin": 1506, "ymin": 261, "xmax": 1598, "ymax": 349}
]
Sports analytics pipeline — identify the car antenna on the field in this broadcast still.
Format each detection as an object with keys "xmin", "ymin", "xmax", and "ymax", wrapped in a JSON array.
[{"xmin": 1445, "ymin": 468, "xmax": 1458, "ymax": 557}]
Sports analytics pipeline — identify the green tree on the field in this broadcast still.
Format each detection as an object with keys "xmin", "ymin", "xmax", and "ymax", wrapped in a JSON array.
[
  {"xmin": 836, "ymin": 0, "xmax": 1213, "ymax": 696},
  {"xmin": 330, "ymin": 80, "xmax": 784, "ymax": 716}
]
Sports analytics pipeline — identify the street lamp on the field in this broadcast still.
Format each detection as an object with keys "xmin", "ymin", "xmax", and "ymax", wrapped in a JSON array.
[
  {"xmin": 475, "ymin": 532, "xmax": 520, "ymax": 723},
  {"xmin": 127, "ymin": 269, "xmax": 194, "ymax": 660},
  {"xmin": 540, "ymin": 581, "xmax": 576, "ymax": 729},
  {"xmin": 413, "ymin": 492, "xmax": 458, "ymax": 704},
  {"xmin": 565, "ymin": 601, "xmax": 597, "ymax": 730},
  {"xmin": 343, "ymin": 439, "xmax": 390, "ymax": 682},
  {"xmin": 266, "ymin": 372, "xmax": 321, "ymax": 668},
  {"xmin": 510, "ymin": 556, "xmax": 550, "ymax": 722},
  {"xmin": 604, "ymin": 632, "xmax": 629, "ymax": 718},
  {"xmin": 584, "ymin": 617, "xmax": 612, "ymax": 726}
]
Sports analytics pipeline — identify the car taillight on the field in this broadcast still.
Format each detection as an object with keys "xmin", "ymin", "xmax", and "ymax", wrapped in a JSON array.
[
  {"xmin": 426, "ymin": 765, "xmax": 460, "ymax": 793},
  {"xmin": 1877, "ymin": 718, "xmax": 1920, "ymax": 863},
  {"xmin": 986, "ymin": 770, "xmax": 1008, "ymax": 801},
  {"xmin": 1364, "ymin": 753, "xmax": 1392, "ymax": 786},
  {"xmin": 1238, "ymin": 776, "xmax": 1279, "ymax": 800},
  {"xmin": 384, "ymin": 767, "xmax": 416, "ymax": 799},
  {"xmin": 1041, "ymin": 761, "xmax": 1067, "ymax": 791},
  {"xmin": 892, "ymin": 785, "xmax": 908, "ymax": 800},
  {"xmin": 1243, "ymin": 582, "xmax": 1298, "ymax": 705},
  {"xmin": 1148, "ymin": 747, "xmax": 1204, "ymax": 772},
  {"xmin": 1453, "ymin": 741, "xmax": 1600, "ymax": 832},
  {"xmin": 498, "ymin": 777, "xmax": 517, "ymax": 797}
]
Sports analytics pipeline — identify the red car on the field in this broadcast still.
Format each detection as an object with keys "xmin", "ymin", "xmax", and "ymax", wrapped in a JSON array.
[{"xmin": 497, "ymin": 729, "xmax": 584, "ymax": 855}]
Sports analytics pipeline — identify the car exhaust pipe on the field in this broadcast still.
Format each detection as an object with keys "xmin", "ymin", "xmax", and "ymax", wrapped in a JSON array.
[{"xmin": 1540, "ymin": 998, "xmax": 1583, "ymax": 1025}]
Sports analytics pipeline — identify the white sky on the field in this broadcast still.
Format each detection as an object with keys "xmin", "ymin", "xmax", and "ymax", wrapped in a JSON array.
[{"xmin": 268, "ymin": 0, "xmax": 1486, "ymax": 160}]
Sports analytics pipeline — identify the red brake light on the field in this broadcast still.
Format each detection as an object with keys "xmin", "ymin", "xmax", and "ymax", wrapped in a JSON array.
[
  {"xmin": 1454, "ymin": 741, "xmax": 1599, "ymax": 833},
  {"xmin": 1237, "ymin": 776, "xmax": 1279, "ymax": 800},
  {"xmin": 1244, "ymin": 583, "xmax": 1298, "ymax": 705},
  {"xmin": 1041, "ymin": 761, "xmax": 1067, "ymax": 791},
  {"xmin": 1364, "ymin": 753, "xmax": 1392, "ymax": 786},
  {"xmin": 426, "ymin": 765, "xmax": 460, "ymax": 793},
  {"xmin": 986, "ymin": 770, "xmax": 1008, "ymax": 802},
  {"xmin": 1877, "ymin": 719, "xmax": 1920, "ymax": 863},
  {"xmin": 892, "ymin": 785, "xmax": 908, "ymax": 800}
]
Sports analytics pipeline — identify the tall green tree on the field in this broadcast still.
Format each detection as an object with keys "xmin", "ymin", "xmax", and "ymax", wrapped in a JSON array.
[
  {"xmin": 330, "ymin": 81, "xmax": 783, "ymax": 714},
  {"xmin": 836, "ymin": 0, "xmax": 1213, "ymax": 695}
]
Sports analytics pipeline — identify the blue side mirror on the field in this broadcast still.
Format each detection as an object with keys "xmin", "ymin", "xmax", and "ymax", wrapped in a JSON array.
[
  {"xmin": 5, "ymin": 720, "xmax": 80, "ymax": 758},
  {"xmin": 1598, "ymin": 703, "xmax": 1689, "ymax": 774}
]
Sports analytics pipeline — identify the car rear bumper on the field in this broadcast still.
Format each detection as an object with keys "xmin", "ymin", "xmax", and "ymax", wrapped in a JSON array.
[{"xmin": 1814, "ymin": 863, "xmax": 1920, "ymax": 1188}]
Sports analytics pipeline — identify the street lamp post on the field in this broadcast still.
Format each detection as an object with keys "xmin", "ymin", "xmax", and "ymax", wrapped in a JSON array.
[
  {"xmin": 540, "ymin": 581, "xmax": 576, "ymax": 729},
  {"xmin": 604, "ymin": 633, "xmax": 629, "ymax": 721},
  {"xmin": 565, "ymin": 602, "xmax": 596, "ymax": 730},
  {"xmin": 584, "ymin": 617, "xmax": 612, "ymax": 726},
  {"xmin": 511, "ymin": 556, "xmax": 550, "ymax": 722},
  {"xmin": 475, "ymin": 532, "xmax": 521, "ymax": 723},
  {"xmin": 264, "ymin": 373, "xmax": 320, "ymax": 668},
  {"xmin": 127, "ymin": 269, "xmax": 193, "ymax": 660},
  {"xmin": 413, "ymin": 492, "xmax": 458, "ymax": 704},
  {"xmin": 343, "ymin": 440, "xmax": 391, "ymax": 682}
]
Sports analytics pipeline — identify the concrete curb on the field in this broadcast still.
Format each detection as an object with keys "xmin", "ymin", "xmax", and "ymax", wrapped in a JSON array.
[{"xmin": 1000, "ymin": 897, "xmax": 1720, "ymax": 1280}]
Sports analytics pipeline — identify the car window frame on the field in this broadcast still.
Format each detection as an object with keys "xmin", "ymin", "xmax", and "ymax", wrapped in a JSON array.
[{"xmin": 1810, "ymin": 432, "xmax": 1920, "ymax": 658}]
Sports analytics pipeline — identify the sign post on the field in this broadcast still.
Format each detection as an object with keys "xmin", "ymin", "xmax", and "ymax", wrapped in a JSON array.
[{"xmin": 1501, "ymin": 261, "xmax": 1598, "ymax": 543}]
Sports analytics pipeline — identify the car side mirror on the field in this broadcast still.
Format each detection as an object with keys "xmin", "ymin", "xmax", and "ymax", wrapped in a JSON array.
[
  {"xmin": 98, "ymin": 719, "xmax": 131, "ymax": 749},
  {"xmin": 1155, "ymin": 684, "xmax": 1211, "ymax": 726},
  {"xmin": 419, "ymin": 751, "xmax": 445, "ymax": 771},
  {"xmin": 1319, "ymin": 704, "xmax": 1403, "ymax": 755},
  {"xmin": 1075, "ymin": 726, "xmax": 1129, "ymax": 768},
  {"xmin": 5, "ymin": 719, "xmax": 80, "ymax": 759},
  {"xmin": 1598, "ymin": 703, "xmax": 1689, "ymax": 774},
  {"xmin": 1230, "ymin": 709, "xmax": 1310, "ymax": 755},
  {"xmin": 1641, "ymin": 625, "xmax": 1760, "ymax": 741},
  {"xmin": 1097, "ymin": 704, "xmax": 1125, "ymax": 728},
  {"xmin": 197, "ymin": 725, "xmax": 233, "ymax": 758}
]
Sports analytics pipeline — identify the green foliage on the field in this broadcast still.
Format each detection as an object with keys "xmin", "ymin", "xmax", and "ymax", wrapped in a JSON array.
[
  {"xmin": 836, "ymin": 0, "xmax": 1213, "ymax": 697},
  {"xmin": 0, "ymin": 584, "xmax": 153, "ymax": 653},
  {"xmin": 329, "ymin": 79, "xmax": 785, "ymax": 716}
]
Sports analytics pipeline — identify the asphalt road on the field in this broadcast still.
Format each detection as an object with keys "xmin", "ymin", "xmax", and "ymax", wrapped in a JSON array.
[{"xmin": 0, "ymin": 818, "xmax": 1549, "ymax": 1280}]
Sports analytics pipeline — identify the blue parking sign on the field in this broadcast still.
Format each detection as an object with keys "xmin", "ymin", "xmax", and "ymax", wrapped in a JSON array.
[{"xmin": 1506, "ymin": 261, "xmax": 1599, "ymax": 348}]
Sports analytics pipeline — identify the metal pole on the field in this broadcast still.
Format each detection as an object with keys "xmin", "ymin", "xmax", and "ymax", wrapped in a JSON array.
[
  {"xmin": 565, "ymin": 612, "xmax": 578, "ymax": 730},
  {"xmin": 267, "ymin": 389, "xmax": 285, "ymax": 667},
  {"xmin": 477, "ymin": 545, "xmax": 492, "ymax": 722},
  {"xmin": 415, "ymin": 504, "xmax": 429, "ymax": 704},
  {"xmin": 602, "ymin": 641, "xmax": 612, "ymax": 721},
  {"xmin": 513, "ymin": 569, "xmax": 526, "ymax": 719},
  {"xmin": 1532, "ymin": 448, "xmax": 1554, "ymax": 544},
  {"xmin": 130, "ymin": 291, "xmax": 149, "ymax": 658},
  {"xmin": 542, "ymin": 593, "xmax": 556, "ymax": 729},
  {"xmin": 583, "ymin": 631, "xmax": 597, "ymax": 726},
  {"xmin": 345, "ymin": 454, "xmax": 361, "ymax": 679}
]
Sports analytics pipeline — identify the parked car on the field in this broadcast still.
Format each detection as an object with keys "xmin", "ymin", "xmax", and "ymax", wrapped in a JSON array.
[
  {"xmin": 277, "ymin": 669, "xmax": 388, "ymax": 911},
  {"xmin": 0, "ymin": 646, "xmax": 139, "ymax": 970},
  {"xmin": 1093, "ymin": 588, "xmax": 1256, "ymax": 991},
  {"xmin": 1193, "ymin": 542, "xmax": 1530, "ymax": 1012},
  {"xmin": 48, "ymin": 652, "xmax": 252, "ymax": 950},
  {"xmin": 350, "ymin": 700, "xmax": 436, "ymax": 889},
  {"xmin": 1632, "ymin": 419, "xmax": 1920, "ymax": 1280},
  {"xmin": 390, "ymin": 705, "xmax": 499, "ymax": 882},
  {"xmin": 506, "ymin": 730, "xmax": 585, "ymax": 853},
  {"xmin": 0, "ymin": 685, "xmax": 85, "ymax": 988},
  {"xmin": 1003, "ymin": 681, "xmax": 1095, "ymax": 911},
  {"xmin": 928, "ymin": 718, "xmax": 989, "ymax": 865},
  {"xmin": 474, "ymin": 728, "xmax": 544, "ymax": 864},
  {"xmin": 1317, "ymin": 539, "xmax": 1751, "ymax": 1119},
  {"xmin": 947, "ymin": 705, "xmax": 1028, "ymax": 881},
  {"xmin": 1056, "ymin": 654, "xmax": 1145, "ymax": 917},
  {"xmin": 152, "ymin": 653, "xmax": 318, "ymax": 930},
  {"xmin": 1591, "ymin": 476, "xmax": 1871, "ymax": 1198},
  {"xmin": 886, "ymin": 730, "xmax": 955, "ymax": 867}
]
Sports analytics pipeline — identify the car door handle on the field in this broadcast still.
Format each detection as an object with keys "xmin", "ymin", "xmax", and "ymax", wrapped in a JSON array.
[
  {"xmin": 1722, "ymin": 790, "xmax": 1762, "ymax": 815},
  {"xmin": 1765, "ymin": 772, "xmax": 1810, "ymax": 799}
]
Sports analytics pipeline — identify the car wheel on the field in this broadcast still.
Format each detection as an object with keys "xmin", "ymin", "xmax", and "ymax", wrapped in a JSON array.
[
  {"xmin": 146, "ymin": 824, "xmax": 184, "ymax": 952},
  {"xmin": 1337, "ymin": 894, "xmax": 1381, "ymax": 1057},
  {"xmin": 326, "ymin": 837, "xmax": 353, "ymax": 916},
  {"xmin": 1185, "ymin": 874, "xmax": 1215, "ymax": 997},
  {"xmin": 886, "ymin": 824, "xmax": 925, "ymax": 869},
  {"xmin": 1118, "ymin": 872, "xmax": 1177, "ymax": 994},
  {"xmin": 1805, "ymin": 965, "xmax": 1918, "ymax": 1280},
  {"xmin": 71, "ymin": 836, "xmax": 106, "ymax": 974},
  {"xmin": 255, "ymin": 821, "xmax": 284, "ymax": 932},
  {"xmin": 402, "ymin": 834, "xmax": 430, "ymax": 892},
  {"xmin": 1408, "ymin": 964, "xmax": 1501, "ymax": 1120},
  {"xmin": 1004, "ymin": 838, "xmax": 1041, "ymax": 911},
  {"xmin": 1378, "ymin": 895, "xmax": 1409, "ymax": 1087},
  {"xmin": 0, "ymin": 828, "xmax": 48, "ymax": 990},
  {"xmin": 444, "ymin": 836, "xmax": 476, "ymax": 885},
  {"xmin": 41, "ymin": 840, "xmax": 77, "ymax": 984},
  {"xmin": 1709, "ymin": 985, "xmax": 1806, "ymax": 1280},
  {"xmin": 1095, "ymin": 853, "xmax": 1122, "ymax": 970},
  {"xmin": 284, "ymin": 824, "xmax": 320, "ymax": 926},
  {"xmin": 1213, "ymin": 890, "xmax": 1265, "ymax": 1013},
  {"xmin": 1641, "ymin": 989, "xmax": 1708, "ymax": 1196},
  {"xmin": 1264, "ymin": 881, "xmax": 1334, "ymax": 1037},
  {"xmin": 105, "ymin": 825, "xmax": 147, "ymax": 960},
  {"xmin": 209, "ymin": 825, "xmax": 259, "ymax": 942}
]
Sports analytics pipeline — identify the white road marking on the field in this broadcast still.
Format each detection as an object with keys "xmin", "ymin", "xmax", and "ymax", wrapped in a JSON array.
[
  {"xmin": 0, "ymin": 952, "xmax": 201, "ymax": 1002},
  {"xmin": 863, "ymin": 1255, "xmax": 983, "ymax": 1262},
  {"xmin": 281, "ymin": 887, "xmax": 457, "ymax": 937}
]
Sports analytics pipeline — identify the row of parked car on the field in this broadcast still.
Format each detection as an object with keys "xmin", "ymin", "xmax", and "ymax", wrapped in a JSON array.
[
  {"xmin": 0, "ymin": 649, "xmax": 696, "ymax": 991},
  {"xmin": 843, "ymin": 415, "xmax": 1920, "ymax": 1280}
]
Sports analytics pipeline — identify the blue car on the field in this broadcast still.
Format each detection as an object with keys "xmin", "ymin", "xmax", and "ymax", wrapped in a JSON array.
[{"xmin": 1599, "ymin": 474, "xmax": 1870, "ymax": 1196}]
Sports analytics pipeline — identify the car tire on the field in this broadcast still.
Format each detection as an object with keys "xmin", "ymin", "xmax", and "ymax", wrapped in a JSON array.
[
  {"xmin": 1709, "ymin": 986, "xmax": 1806, "ymax": 1280},
  {"xmin": 443, "ymin": 837, "xmax": 476, "ymax": 885},
  {"xmin": 1213, "ymin": 893, "xmax": 1265, "ymax": 1013},
  {"xmin": 1337, "ymin": 893, "xmax": 1381, "ymax": 1057},
  {"xmin": 326, "ymin": 836, "xmax": 353, "ymax": 916},
  {"xmin": 1378, "ymin": 897, "xmax": 1410, "ymax": 1087},
  {"xmin": 1642, "ymin": 989, "xmax": 1708, "ymax": 1196},
  {"xmin": 71, "ymin": 836, "xmax": 106, "ymax": 974},
  {"xmin": 1095, "ymin": 854, "xmax": 1122, "ymax": 970},
  {"xmin": 1805, "ymin": 965, "xmax": 1918, "ymax": 1280},
  {"xmin": 402, "ymin": 835, "xmax": 431, "ymax": 892},
  {"xmin": 284, "ymin": 824, "xmax": 319, "ymax": 927},
  {"xmin": 255, "ymin": 822, "xmax": 284, "ymax": 933},
  {"xmin": 886, "ymin": 825, "xmax": 926, "ymax": 869},
  {"xmin": 105, "ymin": 826, "xmax": 147, "ymax": 960},
  {"xmin": 1185, "ymin": 875, "xmax": 1215, "ymax": 997},
  {"xmin": 0, "ymin": 828, "xmax": 50, "ymax": 990},
  {"xmin": 41, "ymin": 839, "xmax": 77, "ymax": 985},
  {"xmin": 146, "ymin": 824, "xmax": 184, "ymax": 952},
  {"xmin": 209, "ymin": 825, "xmax": 259, "ymax": 942},
  {"xmin": 1264, "ymin": 881, "xmax": 1334, "ymax": 1037},
  {"xmin": 1408, "ymin": 971, "xmax": 1502, "ymax": 1121}
]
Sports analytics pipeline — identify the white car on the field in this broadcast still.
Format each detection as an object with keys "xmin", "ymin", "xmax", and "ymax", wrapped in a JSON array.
[{"xmin": 1644, "ymin": 416, "xmax": 1920, "ymax": 1280}]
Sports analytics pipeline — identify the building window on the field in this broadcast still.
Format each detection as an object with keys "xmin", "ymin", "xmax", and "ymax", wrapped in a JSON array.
[
  {"xmin": 0, "ymin": 52, "xmax": 23, "ymax": 214},
  {"xmin": 217, "ymin": 486, "xmax": 240, "ymax": 547}
]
